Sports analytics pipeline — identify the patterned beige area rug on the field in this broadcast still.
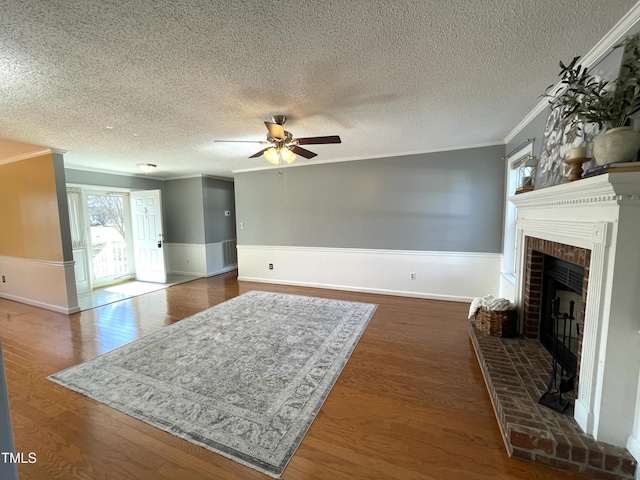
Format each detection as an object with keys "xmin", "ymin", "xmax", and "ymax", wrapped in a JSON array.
[{"xmin": 49, "ymin": 291, "xmax": 377, "ymax": 478}]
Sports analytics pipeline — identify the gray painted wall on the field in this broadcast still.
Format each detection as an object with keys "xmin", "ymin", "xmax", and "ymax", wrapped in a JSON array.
[
  {"xmin": 235, "ymin": 145, "xmax": 506, "ymax": 252},
  {"xmin": 203, "ymin": 178, "xmax": 236, "ymax": 244},
  {"xmin": 163, "ymin": 177, "xmax": 205, "ymax": 244},
  {"xmin": 65, "ymin": 169, "xmax": 163, "ymax": 190}
]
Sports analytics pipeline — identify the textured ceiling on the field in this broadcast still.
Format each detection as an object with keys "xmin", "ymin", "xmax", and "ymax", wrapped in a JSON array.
[{"xmin": 0, "ymin": 0, "xmax": 637, "ymax": 178}]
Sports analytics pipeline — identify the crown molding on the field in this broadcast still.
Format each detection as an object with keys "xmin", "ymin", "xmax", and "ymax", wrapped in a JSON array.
[
  {"xmin": 159, "ymin": 174, "xmax": 231, "ymax": 181},
  {"xmin": 201, "ymin": 174, "xmax": 234, "ymax": 182},
  {"xmin": 504, "ymin": 3, "xmax": 640, "ymax": 145},
  {"xmin": 64, "ymin": 164, "xmax": 164, "ymax": 180},
  {"xmin": 160, "ymin": 174, "xmax": 202, "ymax": 181}
]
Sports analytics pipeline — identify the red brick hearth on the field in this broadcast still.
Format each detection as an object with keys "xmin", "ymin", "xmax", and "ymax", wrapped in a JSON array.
[
  {"xmin": 468, "ymin": 235, "xmax": 637, "ymax": 478},
  {"xmin": 470, "ymin": 324, "xmax": 636, "ymax": 479}
]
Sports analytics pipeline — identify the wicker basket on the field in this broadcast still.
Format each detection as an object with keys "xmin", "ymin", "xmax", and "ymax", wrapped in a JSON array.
[{"xmin": 475, "ymin": 307, "xmax": 517, "ymax": 337}]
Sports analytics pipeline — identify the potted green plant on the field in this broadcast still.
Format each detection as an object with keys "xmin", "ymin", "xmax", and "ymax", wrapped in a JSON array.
[{"xmin": 546, "ymin": 33, "xmax": 640, "ymax": 165}]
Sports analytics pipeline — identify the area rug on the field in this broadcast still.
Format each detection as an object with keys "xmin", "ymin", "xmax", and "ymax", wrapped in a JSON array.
[{"xmin": 49, "ymin": 291, "xmax": 377, "ymax": 478}]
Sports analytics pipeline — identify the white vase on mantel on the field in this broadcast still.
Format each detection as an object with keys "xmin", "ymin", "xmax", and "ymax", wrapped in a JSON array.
[{"xmin": 592, "ymin": 126, "xmax": 640, "ymax": 166}]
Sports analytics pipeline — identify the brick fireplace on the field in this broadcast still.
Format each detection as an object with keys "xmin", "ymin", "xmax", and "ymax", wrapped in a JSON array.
[
  {"xmin": 472, "ymin": 172, "xmax": 640, "ymax": 478},
  {"xmin": 512, "ymin": 173, "xmax": 640, "ymax": 449}
]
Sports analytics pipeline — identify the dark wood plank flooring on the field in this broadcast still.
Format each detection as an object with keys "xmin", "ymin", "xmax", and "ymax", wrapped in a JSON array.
[{"xmin": 0, "ymin": 272, "xmax": 587, "ymax": 479}]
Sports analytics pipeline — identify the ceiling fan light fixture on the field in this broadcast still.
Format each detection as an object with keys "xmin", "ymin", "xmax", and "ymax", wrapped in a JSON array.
[
  {"xmin": 263, "ymin": 147, "xmax": 281, "ymax": 165},
  {"xmin": 136, "ymin": 162, "xmax": 157, "ymax": 174},
  {"xmin": 280, "ymin": 147, "xmax": 296, "ymax": 164},
  {"xmin": 217, "ymin": 116, "xmax": 340, "ymax": 162},
  {"xmin": 263, "ymin": 147, "xmax": 296, "ymax": 165}
]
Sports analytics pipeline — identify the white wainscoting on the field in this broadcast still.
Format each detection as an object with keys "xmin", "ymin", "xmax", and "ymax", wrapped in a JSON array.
[
  {"xmin": 165, "ymin": 243, "xmax": 208, "ymax": 276},
  {"xmin": 237, "ymin": 245, "xmax": 501, "ymax": 301},
  {"xmin": 206, "ymin": 242, "xmax": 223, "ymax": 275},
  {"xmin": 73, "ymin": 248, "xmax": 91, "ymax": 294},
  {"xmin": 0, "ymin": 256, "xmax": 80, "ymax": 314},
  {"xmin": 165, "ymin": 243, "xmax": 237, "ymax": 277}
]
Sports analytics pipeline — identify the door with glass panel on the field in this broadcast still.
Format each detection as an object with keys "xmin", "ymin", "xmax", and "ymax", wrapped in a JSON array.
[{"xmin": 85, "ymin": 192, "xmax": 135, "ymax": 287}]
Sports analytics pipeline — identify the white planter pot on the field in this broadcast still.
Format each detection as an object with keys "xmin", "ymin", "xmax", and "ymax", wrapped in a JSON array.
[{"xmin": 592, "ymin": 127, "xmax": 640, "ymax": 166}]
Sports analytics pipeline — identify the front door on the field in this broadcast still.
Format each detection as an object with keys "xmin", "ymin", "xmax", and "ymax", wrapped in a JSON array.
[{"xmin": 130, "ymin": 190, "xmax": 167, "ymax": 283}]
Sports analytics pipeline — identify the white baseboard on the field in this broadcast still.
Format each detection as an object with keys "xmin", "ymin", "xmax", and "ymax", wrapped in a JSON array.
[
  {"xmin": 0, "ymin": 292, "xmax": 80, "ymax": 314},
  {"xmin": 168, "ymin": 269, "xmax": 199, "ymax": 276},
  {"xmin": 0, "ymin": 256, "xmax": 80, "ymax": 313},
  {"xmin": 237, "ymin": 245, "xmax": 501, "ymax": 301}
]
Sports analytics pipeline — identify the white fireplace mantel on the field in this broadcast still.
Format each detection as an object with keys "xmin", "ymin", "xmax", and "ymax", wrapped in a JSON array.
[
  {"xmin": 511, "ymin": 171, "xmax": 640, "ymax": 208},
  {"xmin": 510, "ymin": 172, "xmax": 640, "ymax": 453}
]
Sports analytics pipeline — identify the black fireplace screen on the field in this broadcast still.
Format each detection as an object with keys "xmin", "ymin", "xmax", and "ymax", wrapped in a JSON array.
[{"xmin": 540, "ymin": 255, "xmax": 584, "ymax": 383}]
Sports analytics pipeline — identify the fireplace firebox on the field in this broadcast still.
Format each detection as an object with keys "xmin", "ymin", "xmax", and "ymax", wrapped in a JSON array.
[
  {"xmin": 522, "ymin": 238, "xmax": 590, "ymax": 391},
  {"xmin": 540, "ymin": 255, "xmax": 583, "ymax": 391}
]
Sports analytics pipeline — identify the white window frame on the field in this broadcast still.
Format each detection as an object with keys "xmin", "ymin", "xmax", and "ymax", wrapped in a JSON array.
[
  {"xmin": 501, "ymin": 142, "xmax": 534, "ymax": 283},
  {"xmin": 82, "ymin": 188, "xmax": 136, "ymax": 287}
]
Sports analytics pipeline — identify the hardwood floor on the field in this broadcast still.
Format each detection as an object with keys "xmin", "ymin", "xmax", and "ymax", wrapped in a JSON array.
[{"xmin": 0, "ymin": 272, "xmax": 586, "ymax": 479}]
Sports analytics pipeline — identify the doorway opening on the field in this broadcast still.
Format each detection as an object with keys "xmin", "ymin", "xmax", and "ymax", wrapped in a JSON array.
[
  {"xmin": 69, "ymin": 187, "xmax": 169, "ymax": 303},
  {"xmin": 86, "ymin": 192, "xmax": 134, "ymax": 287}
]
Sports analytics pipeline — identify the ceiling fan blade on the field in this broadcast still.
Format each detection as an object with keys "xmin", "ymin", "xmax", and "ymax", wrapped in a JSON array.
[
  {"xmin": 214, "ymin": 140, "xmax": 269, "ymax": 144},
  {"xmin": 265, "ymin": 121, "xmax": 285, "ymax": 141},
  {"xmin": 295, "ymin": 135, "xmax": 341, "ymax": 145},
  {"xmin": 291, "ymin": 145, "xmax": 317, "ymax": 159},
  {"xmin": 249, "ymin": 148, "xmax": 270, "ymax": 158}
]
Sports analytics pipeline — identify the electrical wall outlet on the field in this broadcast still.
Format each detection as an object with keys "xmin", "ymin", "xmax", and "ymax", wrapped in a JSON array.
[
  {"xmin": 269, "ymin": 263, "xmax": 274, "ymax": 270},
  {"xmin": 410, "ymin": 272, "xmax": 416, "ymax": 280},
  {"xmin": 1, "ymin": 275, "xmax": 5, "ymax": 283}
]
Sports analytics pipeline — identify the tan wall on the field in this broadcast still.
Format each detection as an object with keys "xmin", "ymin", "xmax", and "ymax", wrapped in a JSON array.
[{"xmin": 0, "ymin": 153, "xmax": 64, "ymax": 261}]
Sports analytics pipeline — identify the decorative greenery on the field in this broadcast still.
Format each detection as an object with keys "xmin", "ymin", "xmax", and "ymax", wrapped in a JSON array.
[{"xmin": 546, "ymin": 33, "xmax": 640, "ymax": 134}]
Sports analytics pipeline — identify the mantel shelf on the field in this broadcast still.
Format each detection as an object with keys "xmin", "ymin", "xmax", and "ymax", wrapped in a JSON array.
[{"xmin": 509, "ymin": 171, "xmax": 640, "ymax": 208}]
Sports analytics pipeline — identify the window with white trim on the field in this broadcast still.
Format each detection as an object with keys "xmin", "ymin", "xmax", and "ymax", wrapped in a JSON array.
[{"xmin": 502, "ymin": 142, "xmax": 534, "ymax": 281}]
